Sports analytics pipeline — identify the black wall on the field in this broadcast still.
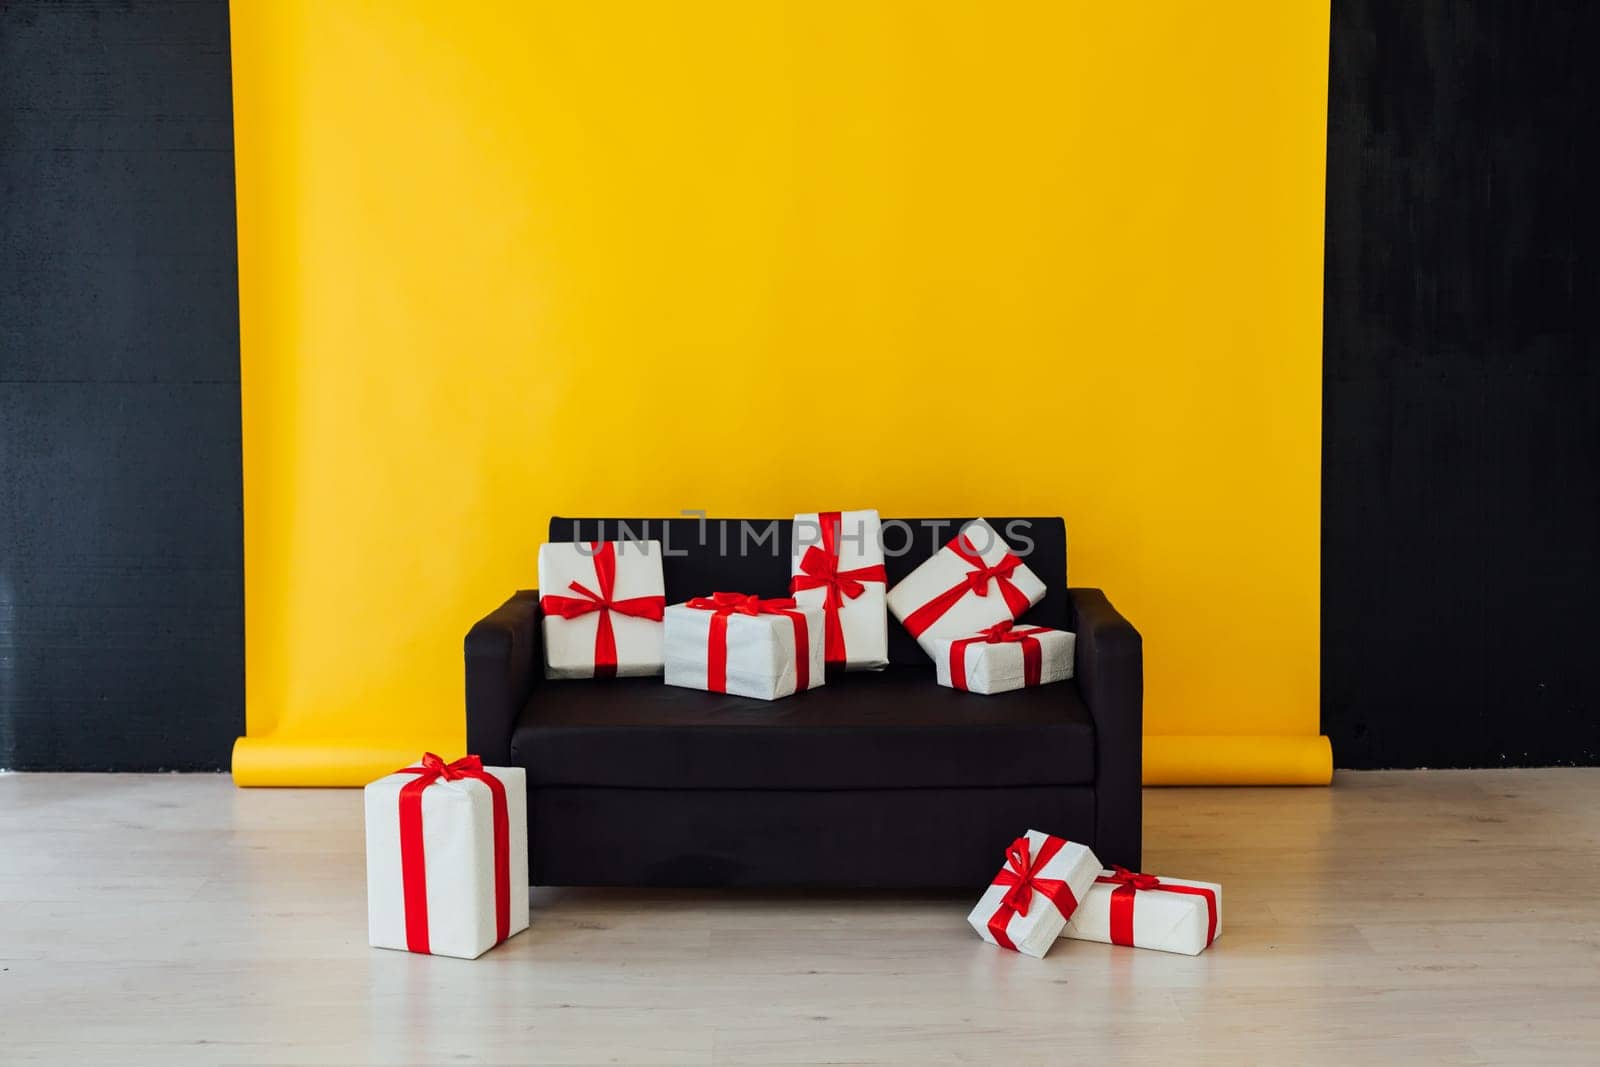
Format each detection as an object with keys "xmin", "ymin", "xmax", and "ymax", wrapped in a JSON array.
[
  {"xmin": 1323, "ymin": 1, "xmax": 1600, "ymax": 767},
  {"xmin": 0, "ymin": 0, "xmax": 242, "ymax": 770}
]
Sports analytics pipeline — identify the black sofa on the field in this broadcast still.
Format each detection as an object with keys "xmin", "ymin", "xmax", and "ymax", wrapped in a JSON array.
[{"xmin": 465, "ymin": 516, "xmax": 1142, "ymax": 889}]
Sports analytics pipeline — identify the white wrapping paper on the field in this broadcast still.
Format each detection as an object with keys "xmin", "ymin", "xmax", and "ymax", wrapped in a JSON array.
[
  {"xmin": 967, "ymin": 829, "xmax": 1102, "ymax": 958},
  {"xmin": 885, "ymin": 518, "xmax": 1047, "ymax": 657},
  {"xmin": 790, "ymin": 508, "xmax": 889, "ymax": 671},
  {"xmin": 365, "ymin": 764, "xmax": 529, "ymax": 960},
  {"xmin": 663, "ymin": 599, "xmax": 826, "ymax": 701},
  {"xmin": 538, "ymin": 540, "xmax": 665, "ymax": 678},
  {"xmin": 931, "ymin": 626, "xmax": 1075, "ymax": 694},
  {"xmin": 1061, "ymin": 871, "xmax": 1223, "ymax": 955}
]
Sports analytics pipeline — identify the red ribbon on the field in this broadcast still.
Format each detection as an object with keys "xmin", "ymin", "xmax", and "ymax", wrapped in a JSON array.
[
  {"xmin": 685, "ymin": 592, "xmax": 812, "ymax": 693},
  {"xmin": 948, "ymin": 620, "xmax": 1050, "ymax": 691},
  {"xmin": 396, "ymin": 753, "xmax": 511, "ymax": 955},
  {"xmin": 901, "ymin": 532, "xmax": 1032, "ymax": 638},
  {"xmin": 1095, "ymin": 866, "xmax": 1219, "ymax": 949},
  {"xmin": 540, "ymin": 541, "xmax": 666, "ymax": 677},
  {"xmin": 986, "ymin": 835, "xmax": 1079, "ymax": 951},
  {"xmin": 790, "ymin": 511, "xmax": 887, "ymax": 665}
]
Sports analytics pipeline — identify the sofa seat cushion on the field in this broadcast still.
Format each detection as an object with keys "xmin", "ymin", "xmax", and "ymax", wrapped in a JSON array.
[{"xmin": 509, "ymin": 668, "xmax": 1095, "ymax": 790}]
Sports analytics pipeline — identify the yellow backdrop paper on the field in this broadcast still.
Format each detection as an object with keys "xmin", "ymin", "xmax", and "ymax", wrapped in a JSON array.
[{"xmin": 229, "ymin": 1, "xmax": 1331, "ymax": 786}]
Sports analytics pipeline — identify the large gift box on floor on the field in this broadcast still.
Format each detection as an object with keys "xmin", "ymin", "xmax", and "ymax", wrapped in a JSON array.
[
  {"xmin": 967, "ymin": 830, "xmax": 1101, "ymax": 958},
  {"xmin": 539, "ymin": 540, "xmax": 666, "ymax": 678},
  {"xmin": 931, "ymin": 621, "xmax": 1075, "ymax": 694},
  {"xmin": 365, "ymin": 754, "xmax": 529, "ymax": 959},
  {"xmin": 664, "ymin": 593, "xmax": 825, "ymax": 701},
  {"xmin": 1061, "ymin": 867, "xmax": 1222, "ymax": 955},
  {"xmin": 790, "ymin": 508, "xmax": 889, "ymax": 670},
  {"xmin": 886, "ymin": 518, "xmax": 1047, "ymax": 656}
]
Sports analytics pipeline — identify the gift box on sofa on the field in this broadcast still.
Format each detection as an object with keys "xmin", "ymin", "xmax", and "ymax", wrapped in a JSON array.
[
  {"xmin": 664, "ymin": 593, "xmax": 825, "ymax": 701},
  {"xmin": 886, "ymin": 518, "xmax": 1047, "ymax": 656},
  {"xmin": 538, "ymin": 539, "xmax": 666, "ymax": 679},
  {"xmin": 365, "ymin": 754, "xmax": 529, "ymax": 960},
  {"xmin": 790, "ymin": 508, "xmax": 889, "ymax": 670},
  {"xmin": 931, "ymin": 621, "xmax": 1075, "ymax": 694}
]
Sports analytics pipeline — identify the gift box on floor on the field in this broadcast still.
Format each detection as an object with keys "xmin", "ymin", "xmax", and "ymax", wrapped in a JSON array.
[
  {"xmin": 539, "ymin": 540, "xmax": 666, "ymax": 678},
  {"xmin": 664, "ymin": 593, "xmax": 826, "ymax": 701},
  {"xmin": 967, "ymin": 830, "xmax": 1101, "ymax": 958},
  {"xmin": 365, "ymin": 754, "xmax": 529, "ymax": 960},
  {"xmin": 931, "ymin": 621, "xmax": 1075, "ymax": 694},
  {"xmin": 790, "ymin": 508, "xmax": 888, "ymax": 671},
  {"xmin": 1061, "ymin": 867, "xmax": 1222, "ymax": 956},
  {"xmin": 886, "ymin": 518, "xmax": 1048, "ymax": 656}
]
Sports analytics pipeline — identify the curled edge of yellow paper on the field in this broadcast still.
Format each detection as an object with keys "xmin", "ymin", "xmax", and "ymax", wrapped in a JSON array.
[{"xmin": 1144, "ymin": 734, "xmax": 1333, "ymax": 786}]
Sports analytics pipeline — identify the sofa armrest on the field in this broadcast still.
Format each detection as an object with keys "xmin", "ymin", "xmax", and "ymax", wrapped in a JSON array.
[
  {"xmin": 465, "ymin": 590, "xmax": 542, "ymax": 766},
  {"xmin": 1068, "ymin": 587, "xmax": 1143, "ymax": 870}
]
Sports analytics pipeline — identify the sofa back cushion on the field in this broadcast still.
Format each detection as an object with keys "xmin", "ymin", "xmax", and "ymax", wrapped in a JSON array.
[{"xmin": 548, "ymin": 516, "xmax": 1067, "ymax": 668}]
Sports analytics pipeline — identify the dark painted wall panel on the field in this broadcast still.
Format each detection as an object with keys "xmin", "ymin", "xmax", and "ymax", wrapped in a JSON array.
[
  {"xmin": 1323, "ymin": 1, "xmax": 1600, "ymax": 767},
  {"xmin": 1, "ymin": 0, "xmax": 242, "ymax": 770}
]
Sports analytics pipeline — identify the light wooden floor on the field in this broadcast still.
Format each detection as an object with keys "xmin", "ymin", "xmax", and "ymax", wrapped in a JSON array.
[{"xmin": 1, "ymin": 770, "xmax": 1597, "ymax": 1065}]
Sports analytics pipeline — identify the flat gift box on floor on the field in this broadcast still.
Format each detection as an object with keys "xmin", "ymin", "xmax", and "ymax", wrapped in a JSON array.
[
  {"xmin": 664, "ymin": 594, "xmax": 825, "ymax": 701},
  {"xmin": 538, "ymin": 539, "xmax": 666, "ymax": 678},
  {"xmin": 886, "ymin": 518, "xmax": 1047, "ymax": 656},
  {"xmin": 790, "ymin": 508, "xmax": 889, "ymax": 670},
  {"xmin": 365, "ymin": 755, "xmax": 529, "ymax": 960},
  {"xmin": 1061, "ymin": 868, "xmax": 1223, "ymax": 955}
]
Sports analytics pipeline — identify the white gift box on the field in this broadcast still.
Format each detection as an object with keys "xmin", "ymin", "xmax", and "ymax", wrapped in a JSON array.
[
  {"xmin": 886, "ymin": 518, "xmax": 1047, "ymax": 657},
  {"xmin": 790, "ymin": 508, "xmax": 889, "ymax": 671},
  {"xmin": 538, "ymin": 539, "xmax": 666, "ymax": 679},
  {"xmin": 365, "ymin": 757, "xmax": 529, "ymax": 960},
  {"xmin": 1062, "ymin": 869, "xmax": 1223, "ymax": 956},
  {"xmin": 967, "ymin": 829, "xmax": 1102, "ymax": 958},
  {"xmin": 931, "ymin": 623, "xmax": 1075, "ymax": 694},
  {"xmin": 664, "ymin": 595, "xmax": 826, "ymax": 701}
]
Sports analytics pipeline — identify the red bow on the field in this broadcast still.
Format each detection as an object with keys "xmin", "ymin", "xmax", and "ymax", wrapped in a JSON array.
[
  {"xmin": 965, "ymin": 557, "xmax": 1019, "ymax": 595},
  {"xmin": 986, "ymin": 835, "xmax": 1079, "ymax": 951},
  {"xmin": 1094, "ymin": 866, "xmax": 1218, "ymax": 948},
  {"xmin": 1100, "ymin": 864, "xmax": 1162, "ymax": 891},
  {"xmin": 978, "ymin": 619, "xmax": 1027, "ymax": 642},
  {"xmin": 685, "ymin": 592, "xmax": 799, "ymax": 616},
  {"xmin": 395, "ymin": 753, "xmax": 510, "ymax": 955},
  {"xmin": 411, "ymin": 752, "xmax": 483, "ymax": 782},
  {"xmin": 901, "ymin": 532, "xmax": 1033, "ymax": 638},
  {"xmin": 794, "ymin": 545, "xmax": 879, "ymax": 606},
  {"xmin": 790, "ymin": 512, "xmax": 888, "ymax": 665},
  {"xmin": 686, "ymin": 592, "xmax": 812, "ymax": 693},
  {"xmin": 540, "ymin": 542, "xmax": 666, "ymax": 677}
]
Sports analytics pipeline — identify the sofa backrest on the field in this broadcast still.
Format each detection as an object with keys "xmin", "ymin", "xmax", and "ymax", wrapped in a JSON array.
[{"xmin": 548, "ymin": 516, "xmax": 1067, "ymax": 667}]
